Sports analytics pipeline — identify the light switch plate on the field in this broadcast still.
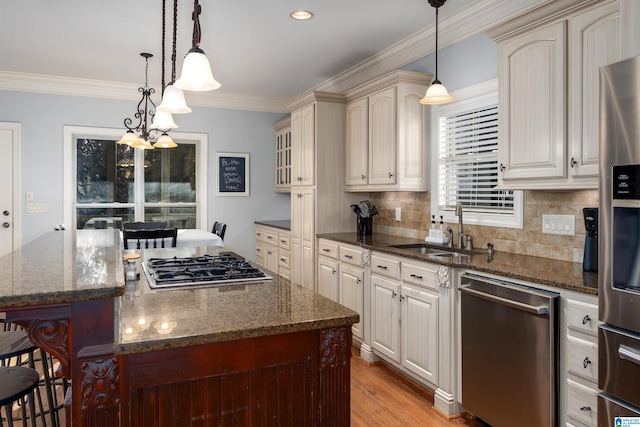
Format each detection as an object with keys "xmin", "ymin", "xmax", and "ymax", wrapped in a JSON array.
[
  {"xmin": 26, "ymin": 203, "xmax": 48, "ymax": 213},
  {"xmin": 542, "ymin": 214, "xmax": 575, "ymax": 235},
  {"xmin": 395, "ymin": 207, "xmax": 401, "ymax": 221}
]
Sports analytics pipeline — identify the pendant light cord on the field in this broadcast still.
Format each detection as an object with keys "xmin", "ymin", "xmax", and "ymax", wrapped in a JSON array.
[
  {"xmin": 171, "ymin": 0, "xmax": 178, "ymax": 83},
  {"xmin": 161, "ymin": 0, "xmax": 166, "ymax": 92},
  {"xmin": 434, "ymin": 6, "xmax": 439, "ymax": 82}
]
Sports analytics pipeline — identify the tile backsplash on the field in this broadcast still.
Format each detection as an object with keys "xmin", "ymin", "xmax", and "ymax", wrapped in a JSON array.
[{"xmin": 368, "ymin": 190, "xmax": 599, "ymax": 263}]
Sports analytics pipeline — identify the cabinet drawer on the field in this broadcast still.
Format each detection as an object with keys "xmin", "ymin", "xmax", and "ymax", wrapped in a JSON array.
[
  {"xmin": 279, "ymin": 266, "xmax": 290, "ymax": 281},
  {"xmin": 255, "ymin": 226, "xmax": 265, "ymax": 242},
  {"xmin": 340, "ymin": 245, "xmax": 364, "ymax": 267},
  {"xmin": 264, "ymin": 230, "xmax": 278, "ymax": 245},
  {"xmin": 401, "ymin": 262, "xmax": 438, "ymax": 291},
  {"xmin": 278, "ymin": 232, "xmax": 291, "ymax": 250},
  {"xmin": 567, "ymin": 335, "xmax": 598, "ymax": 383},
  {"xmin": 371, "ymin": 254, "xmax": 400, "ymax": 279},
  {"xmin": 318, "ymin": 240, "xmax": 339, "ymax": 260},
  {"xmin": 566, "ymin": 378, "xmax": 598, "ymax": 426},
  {"xmin": 255, "ymin": 242, "xmax": 266, "ymax": 267},
  {"xmin": 567, "ymin": 298, "xmax": 598, "ymax": 336},
  {"xmin": 279, "ymin": 250, "xmax": 290, "ymax": 269}
]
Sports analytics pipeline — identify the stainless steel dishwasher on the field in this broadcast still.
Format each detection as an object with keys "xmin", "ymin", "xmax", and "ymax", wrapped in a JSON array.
[{"xmin": 459, "ymin": 273, "xmax": 559, "ymax": 427}]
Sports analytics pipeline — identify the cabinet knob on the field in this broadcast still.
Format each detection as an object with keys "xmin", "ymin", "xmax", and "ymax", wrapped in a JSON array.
[
  {"xmin": 499, "ymin": 163, "xmax": 505, "ymax": 172},
  {"xmin": 570, "ymin": 157, "xmax": 577, "ymax": 167},
  {"xmin": 399, "ymin": 295, "xmax": 405, "ymax": 301}
]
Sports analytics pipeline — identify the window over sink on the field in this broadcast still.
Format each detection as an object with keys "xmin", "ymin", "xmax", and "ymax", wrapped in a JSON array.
[
  {"xmin": 430, "ymin": 79, "xmax": 523, "ymax": 229},
  {"xmin": 63, "ymin": 126, "xmax": 208, "ymax": 230}
]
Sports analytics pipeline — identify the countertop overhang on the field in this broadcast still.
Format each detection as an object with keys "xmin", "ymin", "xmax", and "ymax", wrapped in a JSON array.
[{"xmin": 317, "ymin": 232, "xmax": 598, "ymax": 295}]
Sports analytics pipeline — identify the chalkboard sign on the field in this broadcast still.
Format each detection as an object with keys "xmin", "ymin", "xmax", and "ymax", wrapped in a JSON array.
[{"xmin": 216, "ymin": 152, "xmax": 249, "ymax": 196}]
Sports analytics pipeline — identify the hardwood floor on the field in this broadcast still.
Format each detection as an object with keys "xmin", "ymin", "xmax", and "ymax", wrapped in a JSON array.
[{"xmin": 351, "ymin": 347, "xmax": 485, "ymax": 427}]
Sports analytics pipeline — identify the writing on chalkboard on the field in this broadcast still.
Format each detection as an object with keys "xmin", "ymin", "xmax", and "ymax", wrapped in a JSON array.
[{"xmin": 216, "ymin": 153, "xmax": 249, "ymax": 196}]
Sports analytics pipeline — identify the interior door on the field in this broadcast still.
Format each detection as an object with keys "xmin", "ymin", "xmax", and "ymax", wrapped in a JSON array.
[{"xmin": 0, "ymin": 123, "xmax": 17, "ymax": 257}]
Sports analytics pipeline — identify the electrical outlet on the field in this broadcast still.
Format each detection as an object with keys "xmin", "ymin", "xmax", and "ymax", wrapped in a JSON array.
[
  {"xmin": 395, "ymin": 207, "xmax": 401, "ymax": 221},
  {"xmin": 26, "ymin": 203, "xmax": 48, "ymax": 213},
  {"xmin": 542, "ymin": 214, "xmax": 575, "ymax": 235}
]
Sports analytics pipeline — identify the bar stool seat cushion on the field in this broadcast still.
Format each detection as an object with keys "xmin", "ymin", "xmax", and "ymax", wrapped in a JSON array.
[{"xmin": 0, "ymin": 366, "xmax": 40, "ymax": 406}]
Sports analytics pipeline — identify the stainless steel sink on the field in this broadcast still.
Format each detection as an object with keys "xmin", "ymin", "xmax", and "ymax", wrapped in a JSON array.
[{"xmin": 389, "ymin": 244, "xmax": 474, "ymax": 258}]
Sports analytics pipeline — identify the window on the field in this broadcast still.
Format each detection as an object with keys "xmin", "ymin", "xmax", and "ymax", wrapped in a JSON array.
[
  {"xmin": 430, "ymin": 80, "xmax": 523, "ymax": 228},
  {"xmin": 64, "ymin": 126, "xmax": 208, "ymax": 230}
]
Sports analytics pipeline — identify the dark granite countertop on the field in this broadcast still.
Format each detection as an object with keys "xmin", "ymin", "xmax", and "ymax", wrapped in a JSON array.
[
  {"xmin": 317, "ymin": 232, "xmax": 598, "ymax": 295},
  {"xmin": 254, "ymin": 220, "xmax": 291, "ymax": 231},
  {"xmin": 117, "ymin": 246, "xmax": 358, "ymax": 354},
  {"xmin": 0, "ymin": 230, "xmax": 126, "ymax": 308}
]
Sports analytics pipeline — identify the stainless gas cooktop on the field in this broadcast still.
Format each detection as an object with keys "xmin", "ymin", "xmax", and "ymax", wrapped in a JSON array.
[{"xmin": 142, "ymin": 252, "xmax": 272, "ymax": 289}]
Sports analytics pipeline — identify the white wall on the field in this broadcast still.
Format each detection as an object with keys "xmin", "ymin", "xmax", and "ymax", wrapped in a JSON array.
[{"xmin": 0, "ymin": 90, "xmax": 290, "ymax": 260}]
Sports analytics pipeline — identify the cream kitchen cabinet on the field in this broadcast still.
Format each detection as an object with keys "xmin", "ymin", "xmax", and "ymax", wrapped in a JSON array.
[
  {"xmin": 488, "ymin": 0, "xmax": 621, "ymax": 189},
  {"xmin": 290, "ymin": 104, "xmax": 315, "ymax": 187},
  {"xmin": 369, "ymin": 252, "xmax": 439, "ymax": 386},
  {"xmin": 317, "ymin": 239, "xmax": 365, "ymax": 341},
  {"xmin": 287, "ymin": 91, "xmax": 363, "ymax": 293},
  {"xmin": 255, "ymin": 224, "xmax": 291, "ymax": 279},
  {"xmin": 273, "ymin": 117, "xmax": 291, "ymax": 192},
  {"xmin": 344, "ymin": 70, "xmax": 431, "ymax": 192}
]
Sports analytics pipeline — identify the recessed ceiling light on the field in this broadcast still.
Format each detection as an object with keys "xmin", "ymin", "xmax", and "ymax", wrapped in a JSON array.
[{"xmin": 290, "ymin": 10, "xmax": 314, "ymax": 20}]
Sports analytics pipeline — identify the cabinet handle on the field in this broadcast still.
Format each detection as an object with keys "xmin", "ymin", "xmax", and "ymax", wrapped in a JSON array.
[
  {"xmin": 361, "ymin": 174, "xmax": 366, "ymax": 180},
  {"xmin": 377, "ymin": 265, "xmax": 387, "ymax": 269},
  {"xmin": 399, "ymin": 295, "xmax": 405, "ymax": 301},
  {"xmin": 344, "ymin": 255, "xmax": 353, "ymax": 259},
  {"xmin": 267, "ymin": 236, "xmax": 273, "ymax": 240},
  {"xmin": 332, "ymin": 268, "xmax": 336, "ymax": 274},
  {"xmin": 257, "ymin": 248, "xmax": 262, "ymax": 253},
  {"xmin": 281, "ymin": 239, "xmax": 286, "ymax": 243},
  {"xmin": 499, "ymin": 163, "xmax": 505, "ymax": 172},
  {"xmin": 267, "ymin": 251, "xmax": 272, "ymax": 255},
  {"xmin": 388, "ymin": 172, "xmax": 393, "ymax": 178},
  {"xmin": 410, "ymin": 274, "xmax": 423, "ymax": 279},
  {"xmin": 391, "ymin": 291, "xmax": 397, "ymax": 299},
  {"xmin": 280, "ymin": 258, "xmax": 286, "ymax": 262},
  {"xmin": 357, "ymin": 278, "xmax": 361, "ymax": 284},
  {"xmin": 580, "ymin": 406, "xmax": 592, "ymax": 412},
  {"xmin": 582, "ymin": 315, "xmax": 591, "ymax": 325},
  {"xmin": 570, "ymin": 157, "xmax": 577, "ymax": 168},
  {"xmin": 583, "ymin": 357, "xmax": 591, "ymax": 369},
  {"xmin": 322, "ymin": 248, "xmax": 331, "ymax": 252}
]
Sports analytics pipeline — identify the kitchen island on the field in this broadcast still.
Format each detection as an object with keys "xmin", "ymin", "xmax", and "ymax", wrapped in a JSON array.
[{"xmin": 0, "ymin": 230, "xmax": 358, "ymax": 426}]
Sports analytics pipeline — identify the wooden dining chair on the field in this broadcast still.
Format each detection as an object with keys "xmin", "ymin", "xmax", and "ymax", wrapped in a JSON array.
[
  {"xmin": 212, "ymin": 222, "xmax": 227, "ymax": 241},
  {"xmin": 123, "ymin": 228, "xmax": 178, "ymax": 249}
]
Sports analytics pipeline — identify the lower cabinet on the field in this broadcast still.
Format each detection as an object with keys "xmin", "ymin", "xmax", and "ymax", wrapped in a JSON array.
[
  {"xmin": 317, "ymin": 239, "xmax": 365, "ymax": 341},
  {"xmin": 370, "ymin": 252, "xmax": 439, "ymax": 386},
  {"xmin": 255, "ymin": 224, "xmax": 291, "ymax": 279}
]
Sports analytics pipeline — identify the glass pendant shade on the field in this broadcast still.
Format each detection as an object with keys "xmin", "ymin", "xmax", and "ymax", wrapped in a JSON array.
[
  {"xmin": 153, "ymin": 133, "xmax": 178, "ymax": 148},
  {"xmin": 174, "ymin": 51, "xmax": 221, "ymax": 91},
  {"xmin": 118, "ymin": 131, "xmax": 139, "ymax": 146},
  {"xmin": 420, "ymin": 81, "xmax": 454, "ymax": 105},
  {"xmin": 150, "ymin": 110, "xmax": 178, "ymax": 130},
  {"xmin": 157, "ymin": 84, "xmax": 192, "ymax": 114},
  {"xmin": 134, "ymin": 138, "xmax": 155, "ymax": 150}
]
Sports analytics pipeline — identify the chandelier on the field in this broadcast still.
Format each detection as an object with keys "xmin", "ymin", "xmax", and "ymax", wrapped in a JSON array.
[
  {"xmin": 420, "ymin": 0, "xmax": 454, "ymax": 105},
  {"xmin": 117, "ymin": 53, "xmax": 176, "ymax": 150}
]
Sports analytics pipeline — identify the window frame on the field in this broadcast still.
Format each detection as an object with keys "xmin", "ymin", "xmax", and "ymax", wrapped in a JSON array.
[
  {"xmin": 63, "ymin": 126, "xmax": 208, "ymax": 230},
  {"xmin": 429, "ymin": 79, "xmax": 523, "ymax": 229}
]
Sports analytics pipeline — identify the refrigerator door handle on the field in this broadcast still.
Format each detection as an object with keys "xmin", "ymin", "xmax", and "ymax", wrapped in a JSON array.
[{"xmin": 619, "ymin": 344, "xmax": 640, "ymax": 367}]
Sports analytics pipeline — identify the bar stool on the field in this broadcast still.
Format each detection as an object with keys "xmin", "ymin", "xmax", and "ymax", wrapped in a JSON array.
[
  {"xmin": 0, "ymin": 324, "xmax": 67, "ymax": 426},
  {"xmin": 0, "ymin": 366, "xmax": 40, "ymax": 426}
]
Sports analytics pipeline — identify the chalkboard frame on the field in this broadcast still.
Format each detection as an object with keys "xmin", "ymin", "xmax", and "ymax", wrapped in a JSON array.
[{"xmin": 215, "ymin": 152, "xmax": 250, "ymax": 196}]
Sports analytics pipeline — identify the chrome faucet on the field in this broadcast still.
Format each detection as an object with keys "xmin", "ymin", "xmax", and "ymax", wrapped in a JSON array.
[{"xmin": 456, "ymin": 203, "xmax": 465, "ymax": 249}]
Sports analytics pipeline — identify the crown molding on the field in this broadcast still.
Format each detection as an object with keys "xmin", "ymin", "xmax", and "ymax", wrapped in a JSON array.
[
  {"xmin": 311, "ymin": 0, "xmax": 552, "ymax": 96},
  {"xmin": 0, "ymin": 71, "xmax": 289, "ymax": 114}
]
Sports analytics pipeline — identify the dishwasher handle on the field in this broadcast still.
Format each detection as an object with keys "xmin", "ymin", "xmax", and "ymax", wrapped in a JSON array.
[{"xmin": 459, "ymin": 284, "xmax": 549, "ymax": 315}]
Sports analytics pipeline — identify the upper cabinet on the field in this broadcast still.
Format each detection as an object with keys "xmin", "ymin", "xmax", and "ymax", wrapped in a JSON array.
[
  {"xmin": 273, "ymin": 117, "xmax": 291, "ymax": 193},
  {"xmin": 291, "ymin": 104, "xmax": 316, "ymax": 187},
  {"xmin": 344, "ymin": 70, "xmax": 432, "ymax": 192},
  {"xmin": 487, "ymin": 0, "xmax": 621, "ymax": 190}
]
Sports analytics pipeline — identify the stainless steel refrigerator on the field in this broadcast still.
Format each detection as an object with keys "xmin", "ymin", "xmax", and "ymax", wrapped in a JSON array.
[{"xmin": 599, "ymin": 55, "xmax": 640, "ymax": 426}]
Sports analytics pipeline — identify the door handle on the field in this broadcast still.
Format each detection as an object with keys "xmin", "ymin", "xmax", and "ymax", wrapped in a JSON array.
[
  {"xmin": 2, "ymin": 210, "xmax": 9, "ymax": 216},
  {"xmin": 2, "ymin": 222, "xmax": 9, "ymax": 229}
]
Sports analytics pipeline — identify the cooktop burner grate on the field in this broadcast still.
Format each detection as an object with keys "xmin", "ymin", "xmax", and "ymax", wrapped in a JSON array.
[{"xmin": 143, "ymin": 252, "xmax": 272, "ymax": 289}]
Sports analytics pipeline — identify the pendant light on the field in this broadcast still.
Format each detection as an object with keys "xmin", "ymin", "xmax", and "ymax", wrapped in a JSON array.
[
  {"xmin": 157, "ymin": 0, "xmax": 192, "ymax": 114},
  {"xmin": 174, "ymin": 0, "xmax": 221, "ymax": 92},
  {"xmin": 420, "ymin": 0, "xmax": 454, "ymax": 105}
]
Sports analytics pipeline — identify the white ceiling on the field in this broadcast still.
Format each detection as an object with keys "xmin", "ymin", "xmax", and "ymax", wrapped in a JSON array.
[{"xmin": 0, "ymin": 0, "xmax": 548, "ymax": 111}]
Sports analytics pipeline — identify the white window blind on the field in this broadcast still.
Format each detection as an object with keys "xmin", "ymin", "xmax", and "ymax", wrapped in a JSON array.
[{"xmin": 437, "ymin": 103, "xmax": 515, "ymax": 214}]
